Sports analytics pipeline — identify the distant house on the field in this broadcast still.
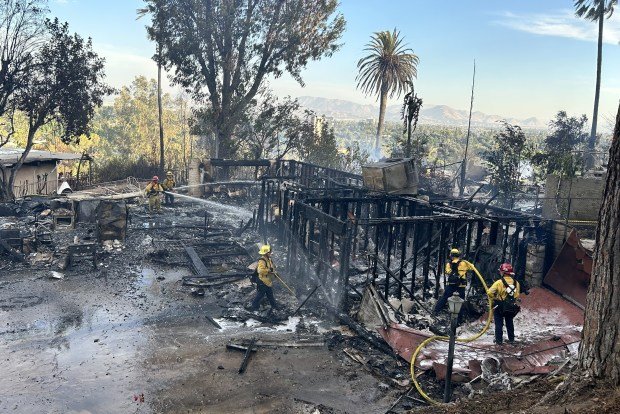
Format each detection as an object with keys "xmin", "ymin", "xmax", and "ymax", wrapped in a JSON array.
[{"xmin": 0, "ymin": 148, "xmax": 84, "ymax": 197}]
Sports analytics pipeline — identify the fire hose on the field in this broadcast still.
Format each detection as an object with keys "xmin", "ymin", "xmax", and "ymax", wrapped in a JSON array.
[{"xmin": 410, "ymin": 262, "xmax": 493, "ymax": 405}]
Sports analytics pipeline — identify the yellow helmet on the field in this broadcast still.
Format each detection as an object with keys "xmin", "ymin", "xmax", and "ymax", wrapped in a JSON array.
[
  {"xmin": 166, "ymin": 171, "xmax": 173, "ymax": 176},
  {"xmin": 450, "ymin": 248, "xmax": 461, "ymax": 256},
  {"xmin": 259, "ymin": 244, "xmax": 271, "ymax": 255}
]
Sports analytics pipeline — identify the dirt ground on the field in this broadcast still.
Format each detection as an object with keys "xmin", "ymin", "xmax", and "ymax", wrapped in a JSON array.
[
  {"xmin": 408, "ymin": 377, "xmax": 620, "ymax": 414},
  {"xmin": 0, "ymin": 201, "xmax": 404, "ymax": 414}
]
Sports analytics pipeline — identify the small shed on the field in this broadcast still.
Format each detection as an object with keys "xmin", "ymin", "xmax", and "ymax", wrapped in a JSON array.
[{"xmin": 0, "ymin": 148, "xmax": 84, "ymax": 197}]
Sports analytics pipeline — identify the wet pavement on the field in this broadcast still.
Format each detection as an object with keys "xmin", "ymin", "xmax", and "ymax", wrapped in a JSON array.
[{"xmin": 0, "ymin": 202, "xmax": 396, "ymax": 413}]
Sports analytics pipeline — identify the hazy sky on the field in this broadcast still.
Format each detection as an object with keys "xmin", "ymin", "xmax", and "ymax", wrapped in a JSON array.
[{"xmin": 50, "ymin": 0, "xmax": 620, "ymax": 128}]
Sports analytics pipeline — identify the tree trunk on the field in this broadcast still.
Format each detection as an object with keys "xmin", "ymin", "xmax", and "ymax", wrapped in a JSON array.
[
  {"xmin": 577, "ymin": 101, "xmax": 620, "ymax": 385},
  {"xmin": 0, "ymin": 165, "xmax": 11, "ymax": 201},
  {"xmin": 374, "ymin": 85, "xmax": 388, "ymax": 157},
  {"xmin": 587, "ymin": 6, "xmax": 604, "ymax": 169},
  {"xmin": 157, "ymin": 45, "xmax": 165, "ymax": 172}
]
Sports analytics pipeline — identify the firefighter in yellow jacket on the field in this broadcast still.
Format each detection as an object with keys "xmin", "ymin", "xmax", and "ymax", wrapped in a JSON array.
[
  {"xmin": 433, "ymin": 248, "xmax": 475, "ymax": 316},
  {"xmin": 488, "ymin": 263, "xmax": 521, "ymax": 345},
  {"xmin": 145, "ymin": 176, "xmax": 164, "ymax": 213},
  {"xmin": 247, "ymin": 245, "xmax": 283, "ymax": 311},
  {"xmin": 162, "ymin": 171, "xmax": 176, "ymax": 205}
]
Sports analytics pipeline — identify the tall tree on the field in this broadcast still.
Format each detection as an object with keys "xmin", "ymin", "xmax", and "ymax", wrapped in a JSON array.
[
  {"xmin": 0, "ymin": 18, "xmax": 112, "ymax": 200},
  {"xmin": 144, "ymin": 0, "xmax": 345, "ymax": 159},
  {"xmin": 137, "ymin": 6, "xmax": 166, "ymax": 171},
  {"xmin": 541, "ymin": 103, "xmax": 620, "ymax": 408},
  {"xmin": 482, "ymin": 121, "xmax": 526, "ymax": 208},
  {"xmin": 237, "ymin": 93, "xmax": 302, "ymax": 160},
  {"xmin": 93, "ymin": 76, "xmax": 191, "ymax": 174},
  {"xmin": 356, "ymin": 29, "xmax": 419, "ymax": 157},
  {"xmin": 574, "ymin": 0, "xmax": 617, "ymax": 168},
  {"xmin": 531, "ymin": 111, "xmax": 589, "ymax": 178},
  {"xmin": 0, "ymin": 0, "xmax": 47, "ymax": 148},
  {"xmin": 576, "ymin": 103, "xmax": 620, "ymax": 385}
]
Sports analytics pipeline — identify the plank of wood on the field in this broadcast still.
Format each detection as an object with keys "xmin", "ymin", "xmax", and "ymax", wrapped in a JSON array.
[
  {"xmin": 205, "ymin": 315, "xmax": 222, "ymax": 329},
  {"xmin": 226, "ymin": 343, "xmax": 257, "ymax": 353},
  {"xmin": 238, "ymin": 338, "xmax": 256, "ymax": 374},
  {"xmin": 184, "ymin": 246, "xmax": 209, "ymax": 276}
]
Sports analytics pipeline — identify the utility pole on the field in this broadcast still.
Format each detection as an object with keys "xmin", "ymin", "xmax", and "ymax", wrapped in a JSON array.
[{"xmin": 459, "ymin": 60, "xmax": 476, "ymax": 197}]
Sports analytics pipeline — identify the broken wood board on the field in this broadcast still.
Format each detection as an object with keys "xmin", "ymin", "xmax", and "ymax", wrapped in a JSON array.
[
  {"xmin": 205, "ymin": 315, "xmax": 222, "ymax": 329},
  {"xmin": 238, "ymin": 338, "xmax": 256, "ymax": 374},
  {"xmin": 182, "ymin": 275, "xmax": 245, "ymax": 287},
  {"xmin": 184, "ymin": 246, "xmax": 209, "ymax": 276}
]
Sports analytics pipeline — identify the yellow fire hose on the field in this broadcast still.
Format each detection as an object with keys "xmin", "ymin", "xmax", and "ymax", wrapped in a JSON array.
[{"xmin": 410, "ymin": 262, "xmax": 493, "ymax": 405}]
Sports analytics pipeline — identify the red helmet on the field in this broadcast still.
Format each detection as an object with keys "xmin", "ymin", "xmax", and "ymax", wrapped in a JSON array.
[
  {"xmin": 152, "ymin": 176, "xmax": 159, "ymax": 181},
  {"xmin": 499, "ymin": 263, "xmax": 514, "ymax": 275}
]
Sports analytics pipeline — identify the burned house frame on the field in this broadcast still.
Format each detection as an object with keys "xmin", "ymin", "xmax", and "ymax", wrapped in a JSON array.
[{"xmin": 206, "ymin": 159, "xmax": 563, "ymax": 313}]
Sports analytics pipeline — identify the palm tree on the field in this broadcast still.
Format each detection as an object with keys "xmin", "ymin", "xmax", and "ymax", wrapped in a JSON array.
[
  {"xmin": 574, "ymin": 0, "xmax": 617, "ymax": 168},
  {"xmin": 356, "ymin": 29, "xmax": 419, "ymax": 156}
]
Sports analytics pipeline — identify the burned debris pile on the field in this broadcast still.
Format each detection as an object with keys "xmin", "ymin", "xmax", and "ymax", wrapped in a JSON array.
[{"xmin": 0, "ymin": 158, "xmax": 591, "ymax": 412}]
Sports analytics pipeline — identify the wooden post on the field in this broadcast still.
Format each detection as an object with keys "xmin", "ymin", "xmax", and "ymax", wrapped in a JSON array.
[
  {"xmin": 437, "ymin": 222, "xmax": 446, "ymax": 299},
  {"xmin": 422, "ymin": 222, "xmax": 432, "ymax": 300},
  {"xmin": 385, "ymin": 222, "xmax": 394, "ymax": 300}
]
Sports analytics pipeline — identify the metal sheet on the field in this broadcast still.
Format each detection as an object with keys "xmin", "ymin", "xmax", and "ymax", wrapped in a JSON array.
[
  {"xmin": 378, "ymin": 286, "xmax": 584, "ymax": 375},
  {"xmin": 0, "ymin": 148, "xmax": 82, "ymax": 165},
  {"xmin": 543, "ymin": 229, "xmax": 592, "ymax": 307}
]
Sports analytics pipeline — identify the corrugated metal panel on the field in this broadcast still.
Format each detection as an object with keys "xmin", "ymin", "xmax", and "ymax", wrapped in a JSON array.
[
  {"xmin": 379, "ymin": 287, "xmax": 583, "ymax": 375},
  {"xmin": 543, "ymin": 229, "xmax": 592, "ymax": 307}
]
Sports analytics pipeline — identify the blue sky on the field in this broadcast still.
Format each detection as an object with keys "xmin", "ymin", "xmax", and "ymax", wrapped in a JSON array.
[{"xmin": 50, "ymin": 0, "xmax": 620, "ymax": 127}]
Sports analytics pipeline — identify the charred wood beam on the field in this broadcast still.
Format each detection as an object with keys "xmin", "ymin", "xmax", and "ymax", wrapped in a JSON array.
[
  {"xmin": 292, "ymin": 285, "xmax": 320, "ymax": 315},
  {"xmin": 182, "ymin": 275, "xmax": 246, "ymax": 287},
  {"xmin": 296, "ymin": 203, "xmax": 347, "ymax": 235},
  {"xmin": 422, "ymin": 222, "xmax": 433, "ymax": 300},
  {"xmin": 370, "ymin": 254, "xmax": 434, "ymax": 314},
  {"xmin": 206, "ymin": 315, "xmax": 222, "ymax": 329},
  {"xmin": 227, "ymin": 343, "xmax": 257, "ymax": 353},
  {"xmin": 330, "ymin": 308, "xmax": 401, "ymax": 361},
  {"xmin": 357, "ymin": 215, "xmax": 478, "ymax": 225},
  {"xmin": 436, "ymin": 222, "xmax": 447, "ymax": 298},
  {"xmin": 184, "ymin": 246, "xmax": 209, "ymax": 276},
  {"xmin": 238, "ymin": 338, "xmax": 257, "ymax": 374}
]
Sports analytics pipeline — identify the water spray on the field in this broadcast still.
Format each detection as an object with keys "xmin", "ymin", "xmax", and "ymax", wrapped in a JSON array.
[{"xmin": 163, "ymin": 191, "xmax": 253, "ymax": 220}]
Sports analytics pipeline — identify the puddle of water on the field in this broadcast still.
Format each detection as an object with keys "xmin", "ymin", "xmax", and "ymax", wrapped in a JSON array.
[
  {"xmin": 212, "ymin": 315, "xmax": 330, "ymax": 334},
  {"xmin": 138, "ymin": 267, "xmax": 156, "ymax": 287}
]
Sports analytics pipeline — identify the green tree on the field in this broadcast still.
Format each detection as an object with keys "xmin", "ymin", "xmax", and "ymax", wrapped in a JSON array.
[
  {"xmin": 356, "ymin": 29, "xmax": 419, "ymax": 156},
  {"xmin": 0, "ymin": 0, "xmax": 47, "ymax": 148},
  {"xmin": 531, "ymin": 111, "xmax": 589, "ymax": 178},
  {"xmin": 297, "ymin": 115, "xmax": 342, "ymax": 168},
  {"xmin": 482, "ymin": 122, "xmax": 527, "ymax": 207},
  {"xmin": 574, "ymin": 0, "xmax": 617, "ymax": 167},
  {"xmin": 144, "ymin": 0, "xmax": 345, "ymax": 159},
  {"xmin": 237, "ymin": 93, "xmax": 303, "ymax": 160},
  {"xmin": 93, "ymin": 76, "xmax": 192, "ymax": 179},
  {"xmin": 0, "ymin": 18, "xmax": 111, "ymax": 200}
]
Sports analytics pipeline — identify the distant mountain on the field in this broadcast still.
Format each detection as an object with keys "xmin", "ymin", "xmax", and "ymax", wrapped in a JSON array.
[
  {"xmin": 296, "ymin": 96, "xmax": 378, "ymax": 120},
  {"xmin": 296, "ymin": 96, "xmax": 546, "ymax": 128}
]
